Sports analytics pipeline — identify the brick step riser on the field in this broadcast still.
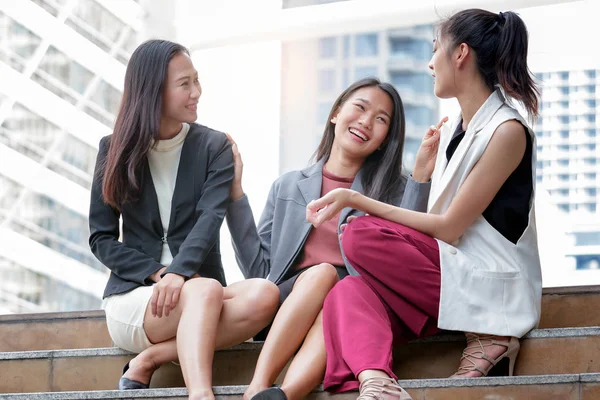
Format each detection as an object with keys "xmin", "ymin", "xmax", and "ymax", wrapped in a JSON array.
[
  {"xmin": 1, "ymin": 291, "xmax": 600, "ymax": 352},
  {"xmin": 2, "ymin": 334, "xmax": 600, "ymax": 393}
]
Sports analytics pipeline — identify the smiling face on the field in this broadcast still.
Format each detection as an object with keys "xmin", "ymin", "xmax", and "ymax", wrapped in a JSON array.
[
  {"xmin": 428, "ymin": 36, "xmax": 457, "ymax": 99},
  {"xmin": 161, "ymin": 52, "xmax": 202, "ymax": 128},
  {"xmin": 330, "ymin": 86, "xmax": 393, "ymax": 159}
]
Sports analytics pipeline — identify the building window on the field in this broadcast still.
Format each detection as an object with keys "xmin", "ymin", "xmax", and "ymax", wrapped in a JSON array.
[
  {"xmin": 587, "ymin": 85, "xmax": 596, "ymax": 94},
  {"xmin": 70, "ymin": 0, "xmax": 126, "ymax": 45},
  {"xmin": 342, "ymin": 68, "xmax": 349, "ymax": 89},
  {"xmin": 355, "ymin": 66, "xmax": 378, "ymax": 80},
  {"xmin": 558, "ymin": 204, "xmax": 569, "ymax": 212},
  {"xmin": 405, "ymin": 105, "xmax": 434, "ymax": 128},
  {"xmin": 319, "ymin": 37, "xmax": 336, "ymax": 59},
  {"xmin": 390, "ymin": 38, "xmax": 431, "ymax": 61},
  {"xmin": 587, "ymin": 70, "xmax": 597, "ymax": 79},
  {"xmin": 585, "ymin": 173, "xmax": 597, "ymax": 180},
  {"xmin": 559, "ymin": 115, "xmax": 569, "ymax": 124},
  {"xmin": 576, "ymin": 255, "xmax": 600, "ymax": 270},
  {"xmin": 588, "ymin": 115, "xmax": 596, "ymax": 123},
  {"xmin": 390, "ymin": 72, "xmax": 433, "ymax": 95},
  {"xmin": 355, "ymin": 33, "xmax": 378, "ymax": 57},
  {"xmin": 558, "ymin": 145, "xmax": 569, "ymax": 151},
  {"xmin": 318, "ymin": 69, "xmax": 336, "ymax": 93},
  {"xmin": 561, "ymin": 87, "xmax": 569, "ymax": 95},
  {"xmin": 343, "ymin": 35, "xmax": 350, "ymax": 59},
  {"xmin": 585, "ymin": 188, "xmax": 597, "ymax": 196},
  {"xmin": 317, "ymin": 101, "xmax": 332, "ymax": 125},
  {"xmin": 90, "ymin": 79, "xmax": 121, "ymax": 116},
  {"xmin": 560, "ymin": 100, "xmax": 569, "ymax": 108},
  {"xmin": 560, "ymin": 130, "xmax": 569, "ymax": 139},
  {"xmin": 587, "ymin": 99, "xmax": 597, "ymax": 108},
  {"xmin": 558, "ymin": 159, "xmax": 569, "ymax": 167},
  {"xmin": 588, "ymin": 143, "xmax": 597, "ymax": 151},
  {"xmin": 559, "ymin": 71, "xmax": 569, "ymax": 80}
]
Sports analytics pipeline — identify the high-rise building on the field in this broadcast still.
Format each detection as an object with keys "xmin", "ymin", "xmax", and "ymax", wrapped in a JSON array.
[
  {"xmin": 280, "ymin": 0, "xmax": 438, "ymax": 173},
  {"xmin": 536, "ymin": 69, "xmax": 600, "ymax": 270},
  {"xmin": 0, "ymin": 0, "xmax": 142, "ymax": 313}
]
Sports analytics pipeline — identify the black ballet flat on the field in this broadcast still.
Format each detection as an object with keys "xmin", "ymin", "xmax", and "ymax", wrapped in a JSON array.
[
  {"xmin": 117, "ymin": 361, "xmax": 150, "ymax": 390},
  {"xmin": 251, "ymin": 387, "xmax": 288, "ymax": 400}
]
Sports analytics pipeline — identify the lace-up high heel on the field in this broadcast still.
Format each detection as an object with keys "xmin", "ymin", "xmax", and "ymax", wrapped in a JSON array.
[{"xmin": 451, "ymin": 333, "xmax": 520, "ymax": 378}]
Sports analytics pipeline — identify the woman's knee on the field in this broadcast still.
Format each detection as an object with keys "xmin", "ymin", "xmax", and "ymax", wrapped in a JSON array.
[
  {"xmin": 297, "ymin": 263, "xmax": 339, "ymax": 291},
  {"xmin": 244, "ymin": 279, "xmax": 280, "ymax": 319},
  {"xmin": 324, "ymin": 276, "xmax": 362, "ymax": 308},
  {"xmin": 180, "ymin": 277, "xmax": 224, "ymax": 305}
]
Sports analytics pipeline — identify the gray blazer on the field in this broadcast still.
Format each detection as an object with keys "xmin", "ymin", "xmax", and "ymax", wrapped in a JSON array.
[{"xmin": 225, "ymin": 160, "xmax": 430, "ymax": 284}]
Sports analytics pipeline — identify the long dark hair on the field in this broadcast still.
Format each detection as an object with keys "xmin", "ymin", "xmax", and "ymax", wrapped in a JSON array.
[
  {"xmin": 439, "ymin": 9, "xmax": 539, "ymax": 117},
  {"xmin": 102, "ymin": 39, "xmax": 189, "ymax": 208},
  {"xmin": 312, "ymin": 78, "xmax": 406, "ymax": 204}
]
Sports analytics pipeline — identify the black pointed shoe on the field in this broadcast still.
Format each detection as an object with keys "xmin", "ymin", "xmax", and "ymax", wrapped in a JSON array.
[
  {"xmin": 117, "ymin": 361, "xmax": 150, "ymax": 390},
  {"xmin": 251, "ymin": 387, "xmax": 288, "ymax": 400}
]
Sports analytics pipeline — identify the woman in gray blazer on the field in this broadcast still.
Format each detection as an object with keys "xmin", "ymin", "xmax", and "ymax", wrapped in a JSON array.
[
  {"xmin": 89, "ymin": 40, "xmax": 279, "ymax": 399},
  {"xmin": 226, "ymin": 78, "xmax": 437, "ymax": 400}
]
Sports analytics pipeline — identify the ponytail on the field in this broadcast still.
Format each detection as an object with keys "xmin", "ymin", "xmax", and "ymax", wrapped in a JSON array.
[
  {"xmin": 440, "ymin": 9, "xmax": 540, "ymax": 118},
  {"xmin": 496, "ymin": 11, "xmax": 539, "ymax": 118}
]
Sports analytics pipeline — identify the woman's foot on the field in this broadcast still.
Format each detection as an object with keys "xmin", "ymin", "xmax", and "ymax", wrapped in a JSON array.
[
  {"xmin": 243, "ymin": 382, "xmax": 270, "ymax": 400},
  {"xmin": 118, "ymin": 354, "xmax": 158, "ymax": 389},
  {"xmin": 357, "ymin": 377, "xmax": 412, "ymax": 400},
  {"xmin": 451, "ymin": 333, "xmax": 520, "ymax": 378},
  {"xmin": 249, "ymin": 387, "xmax": 287, "ymax": 400}
]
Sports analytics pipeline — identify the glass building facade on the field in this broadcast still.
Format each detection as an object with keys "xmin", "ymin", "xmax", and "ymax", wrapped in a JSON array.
[
  {"xmin": 0, "ymin": 0, "xmax": 141, "ymax": 313},
  {"xmin": 280, "ymin": 0, "xmax": 439, "ymax": 172},
  {"xmin": 536, "ymin": 69, "xmax": 600, "ymax": 270}
]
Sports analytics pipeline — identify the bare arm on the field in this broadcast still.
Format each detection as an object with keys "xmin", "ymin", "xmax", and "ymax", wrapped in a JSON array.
[{"xmin": 308, "ymin": 120, "xmax": 527, "ymax": 244}]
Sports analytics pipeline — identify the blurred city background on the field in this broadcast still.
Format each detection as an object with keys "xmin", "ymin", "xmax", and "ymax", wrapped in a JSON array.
[{"xmin": 0, "ymin": 0, "xmax": 597, "ymax": 313}]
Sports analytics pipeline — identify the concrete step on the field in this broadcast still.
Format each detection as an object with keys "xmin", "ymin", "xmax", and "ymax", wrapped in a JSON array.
[
  {"xmin": 1, "ymin": 373, "xmax": 600, "ymax": 399},
  {"xmin": 539, "ymin": 285, "xmax": 600, "ymax": 329},
  {"xmin": 1, "ymin": 285, "xmax": 599, "ymax": 352},
  {"xmin": 2, "ymin": 327, "xmax": 600, "ymax": 394},
  {"xmin": 0, "ymin": 310, "xmax": 111, "ymax": 352}
]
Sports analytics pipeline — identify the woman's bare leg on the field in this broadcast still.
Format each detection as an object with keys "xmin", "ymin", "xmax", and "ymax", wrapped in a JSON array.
[
  {"xmin": 125, "ymin": 278, "xmax": 278, "ymax": 400},
  {"xmin": 244, "ymin": 263, "xmax": 339, "ymax": 400},
  {"xmin": 278, "ymin": 310, "xmax": 327, "ymax": 400}
]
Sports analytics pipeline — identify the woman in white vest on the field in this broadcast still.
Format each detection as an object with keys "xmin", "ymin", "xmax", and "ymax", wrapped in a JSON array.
[{"xmin": 307, "ymin": 9, "xmax": 541, "ymax": 400}]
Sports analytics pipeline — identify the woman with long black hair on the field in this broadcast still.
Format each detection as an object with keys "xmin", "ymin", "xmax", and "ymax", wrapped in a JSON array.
[
  {"xmin": 226, "ymin": 77, "xmax": 440, "ymax": 400},
  {"xmin": 89, "ymin": 39, "xmax": 279, "ymax": 400},
  {"xmin": 309, "ymin": 9, "xmax": 542, "ymax": 399}
]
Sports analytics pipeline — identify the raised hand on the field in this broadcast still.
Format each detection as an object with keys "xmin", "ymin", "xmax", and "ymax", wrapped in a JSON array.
[
  {"xmin": 413, "ymin": 116, "xmax": 448, "ymax": 182},
  {"xmin": 307, "ymin": 188, "xmax": 357, "ymax": 228},
  {"xmin": 225, "ymin": 133, "xmax": 244, "ymax": 200}
]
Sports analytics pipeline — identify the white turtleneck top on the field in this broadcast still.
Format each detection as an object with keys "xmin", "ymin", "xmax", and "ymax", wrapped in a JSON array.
[{"xmin": 147, "ymin": 123, "xmax": 190, "ymax": 266}]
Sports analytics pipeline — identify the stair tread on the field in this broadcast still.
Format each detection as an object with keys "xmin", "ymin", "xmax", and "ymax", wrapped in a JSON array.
[
  {"xmin": 2, "ymin": 374, "xmax": 600, "ymax": 399},
  {"xmin": 2, "ymin": 326, "xmax": 599, "ymax": 360}
]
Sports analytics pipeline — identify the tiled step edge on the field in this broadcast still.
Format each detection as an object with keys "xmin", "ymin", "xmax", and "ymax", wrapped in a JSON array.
[
  {"xmin": 0, "ymin": 310, "xmax": 105, "ymax": 323},
  {"xmin": 2, "ymin": 374, "xmax": 600, "ymax": 399},
  {"xmin": 2, "ymin": 326, "xmax": 599, "ymax": 361}
]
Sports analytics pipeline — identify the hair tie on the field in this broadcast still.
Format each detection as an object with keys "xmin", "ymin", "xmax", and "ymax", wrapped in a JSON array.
[{"xmin": 498, "ymin": 11, "xmax": 506, "ymax": 23}]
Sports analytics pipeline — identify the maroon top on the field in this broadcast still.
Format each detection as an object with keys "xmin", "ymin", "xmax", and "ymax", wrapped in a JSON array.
[{"xmin": 294, "ymin": 168, "xmax": 354, "ymax": 270}]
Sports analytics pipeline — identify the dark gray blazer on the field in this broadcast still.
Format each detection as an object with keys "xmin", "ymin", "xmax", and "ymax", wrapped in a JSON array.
[
  {"xmin": 89, "ymin": 123, "xmax": 234, "ymax": 298},
  {"xmin": 226, "ymin": 160, "xmax": 430, "ymax": 284}
]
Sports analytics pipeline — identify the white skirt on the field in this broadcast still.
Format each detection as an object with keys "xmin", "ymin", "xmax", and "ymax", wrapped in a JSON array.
[{"xmin": 102, "ymin": 285, "xmax": 154, "ymax": 353}]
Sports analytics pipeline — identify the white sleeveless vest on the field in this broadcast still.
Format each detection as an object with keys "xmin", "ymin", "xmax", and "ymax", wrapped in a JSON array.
[{"xmin": 428, "ymin": 90, "xmax": 542, "ymax": 337}]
